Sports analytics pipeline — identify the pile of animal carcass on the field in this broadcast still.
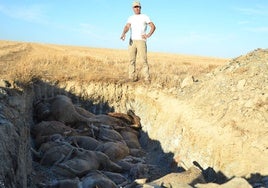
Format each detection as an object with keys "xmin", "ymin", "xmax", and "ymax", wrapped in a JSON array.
[
  {"xmin": 33, "ymin": 93, "xmax": 255, "ymax": 188},
  {"xmin": 31, "ymin": 94, "xmax": 150, "ymax": 187}
]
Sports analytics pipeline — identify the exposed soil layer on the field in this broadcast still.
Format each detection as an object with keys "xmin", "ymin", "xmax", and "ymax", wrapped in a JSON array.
[{"xmin": 0, "ymin": 42, "xmax": 267, "ymax": 187}]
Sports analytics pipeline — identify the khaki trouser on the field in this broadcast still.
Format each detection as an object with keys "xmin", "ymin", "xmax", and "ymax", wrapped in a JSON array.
[{"xmin": 128, "ymin": 40, "xmax": 150, "ymax": 81}]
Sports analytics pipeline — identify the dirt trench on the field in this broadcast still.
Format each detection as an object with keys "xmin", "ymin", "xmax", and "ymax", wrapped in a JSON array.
[
  {"xmin": 0, "ymin": 81, "xmax": 185, "ymax": 188},
  {"xmin": 0, "ymin": 78, "xmax": 267, "ymax": 187}
]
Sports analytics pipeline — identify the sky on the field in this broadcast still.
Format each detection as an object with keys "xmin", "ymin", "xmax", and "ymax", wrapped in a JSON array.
[{"xmin": 0, "ymin": 0, "xmax": 267, "ymax": 58}]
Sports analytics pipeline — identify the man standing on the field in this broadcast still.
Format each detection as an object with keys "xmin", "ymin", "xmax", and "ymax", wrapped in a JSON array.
[{"xmin": 120, "ymin": 1, "xmax": 156, "ymax": 83}]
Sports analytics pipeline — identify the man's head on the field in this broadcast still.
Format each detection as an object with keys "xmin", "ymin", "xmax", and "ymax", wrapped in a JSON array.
[
  {"xmin": 132, "ymin": 1, "xmax": 141, "ymax": 8},
  {"xmin": 132, "ymin": 1, "xmax": 141, "ymax": 14}
]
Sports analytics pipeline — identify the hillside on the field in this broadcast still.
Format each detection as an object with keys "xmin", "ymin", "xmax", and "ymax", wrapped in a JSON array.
[{"xmin": 0, "ymin": 40, "xmax": 228, "ymax": 87}]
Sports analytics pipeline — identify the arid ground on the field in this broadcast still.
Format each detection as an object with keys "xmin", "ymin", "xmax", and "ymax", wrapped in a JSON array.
[{"xmin": 0, "ymin": 40, "xmax": 267, "ymax": 188}]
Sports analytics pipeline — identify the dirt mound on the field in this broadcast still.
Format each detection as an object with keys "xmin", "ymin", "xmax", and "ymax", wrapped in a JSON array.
[
  {"xmin": 187, "ymin": 48, "xmax": 267, "ymax": 130},
  {"xmin": 175, "ymin": 48, "xmax": 267, "ymax": 177}
]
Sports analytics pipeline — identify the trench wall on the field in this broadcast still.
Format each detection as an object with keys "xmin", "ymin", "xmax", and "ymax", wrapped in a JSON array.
[
  {"xmin": 53, "ymin": 81, "xmax": 268, "ymax": 178},
  {"xmin": 59, "ymin": 82, "xmax": 268, "ymax": 178},
  {"xmin": 0, "ymin": 80, "xmax": 267, "ymax": 188},
  {"xmin": 0, "ymin": 87, "xmax": 34, "ymax": 188}
]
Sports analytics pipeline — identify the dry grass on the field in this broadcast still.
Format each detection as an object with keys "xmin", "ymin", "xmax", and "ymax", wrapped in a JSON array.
[{"xmin": 0, "ymin": 40, "xmax": 229, "ymax": 88}]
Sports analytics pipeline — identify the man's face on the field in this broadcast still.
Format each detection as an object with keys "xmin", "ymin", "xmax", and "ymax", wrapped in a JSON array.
[{"xmin": 133, "ymin": 6, "xmax": 141, "ymax": 14}]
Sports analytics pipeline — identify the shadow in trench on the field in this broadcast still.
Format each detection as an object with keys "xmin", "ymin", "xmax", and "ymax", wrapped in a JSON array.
[
  {"xmin": 139, "ymin": 131, "xmax": 184, "ymax": 180},
  {"xmin": 30, "ymin": 79, "xmax": 184, "ymax": 182}
]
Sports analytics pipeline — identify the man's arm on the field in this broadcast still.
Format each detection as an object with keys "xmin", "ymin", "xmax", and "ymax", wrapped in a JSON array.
[
  {"xmin": 147, "ymin": 22, "xmax": 156, "ymax": 37},
  {"xmin": 120, "ymin": 23, "xmax": 131, "ymax": 41},
  {"xmin": 143, "ymin": 22, "xmax": 156, "ymax": 39}
]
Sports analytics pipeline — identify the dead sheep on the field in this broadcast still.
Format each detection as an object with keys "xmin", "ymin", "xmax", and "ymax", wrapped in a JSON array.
[
  {"xmin": 32, "ymin": 121, "xmax": 78, "ymax": 136},
  {"xmin": 66, "ymin": 135, "xmax": 101, "ymax": 151},
  {"xmin": 120, "ymin": 127, "xmax": 141, "ymax": 149},
  {"xmin": 34, "ymin": 95, "xmax": 99, "ymax": 131},
  {"xmin": 32, "ymin": 121, "xmax": 79, "ymax": 146},
  {"xmin": 95, "ymin": 141, "xmax": 130, "ymax": 162},
  {"xmin": 38, "ymin": 142, "xmax": 75, "ymax": 166},
  {"xmin": 39, "ymin": 178, "xmax": 81, "ymax": 188},
  {"xmin": 101, "ymin": 171, "xmax": 128, "ymax": 186},
  {"xmin": 81, "ymin": 170, "xmax": 117, "ymax": 188},
  {"xmin": 108, "ymin": 109, "xmax": 142, "ymax": 129},
  {"xmin": 96, "ymin": 126, "xmax": 124, "ymax": 142},
  {"xmin": 55, "ymin": 149, "xmax": 122, "ymax": 177}
]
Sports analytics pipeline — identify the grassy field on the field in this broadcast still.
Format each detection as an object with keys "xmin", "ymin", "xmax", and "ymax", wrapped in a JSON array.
[{"xmin": 0, "ymin": 40, "xmax": 229, "ymax": 88}]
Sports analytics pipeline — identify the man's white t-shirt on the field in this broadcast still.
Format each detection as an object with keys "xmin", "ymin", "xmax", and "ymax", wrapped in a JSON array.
[{"xmin": 127, "ymin": 14, "xmax": 151, "ymax": 41}]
